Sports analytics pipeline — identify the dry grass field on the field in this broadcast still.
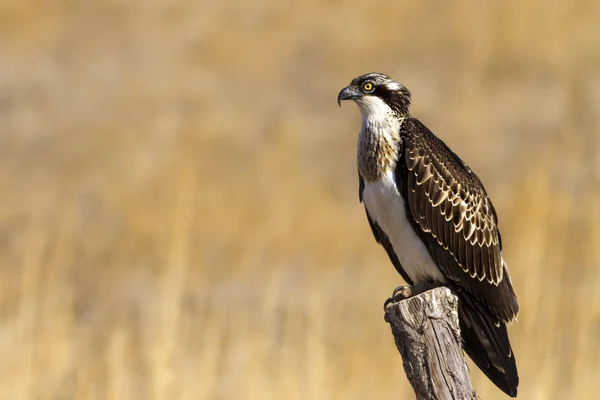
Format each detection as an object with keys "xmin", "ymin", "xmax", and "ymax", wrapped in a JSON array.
[{"xmin": 0, "ymin": 0, "xmax": 599, "ymax": 399}]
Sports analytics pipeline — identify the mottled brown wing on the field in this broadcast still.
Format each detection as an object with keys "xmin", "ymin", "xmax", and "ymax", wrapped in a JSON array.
[
  {"xmin": 400, "ymin": 119, "xmax": 504, "ymax": 286},
  {"xmin": 397, "ymin": 119, "xmax": 518, "ymax": 322}
]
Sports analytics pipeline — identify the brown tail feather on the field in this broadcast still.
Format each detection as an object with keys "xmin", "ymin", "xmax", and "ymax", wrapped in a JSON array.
[{"xmin": 458, "ymin": 292, "xmax": 519, "ymax": 397}]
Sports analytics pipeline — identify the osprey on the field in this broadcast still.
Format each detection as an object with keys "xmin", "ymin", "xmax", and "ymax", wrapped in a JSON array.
[{"xmin": 338, "ymin": 73, "xmax": 519, "ymax": 397}]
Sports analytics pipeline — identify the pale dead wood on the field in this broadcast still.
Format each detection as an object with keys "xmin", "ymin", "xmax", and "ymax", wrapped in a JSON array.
[{"xmin": 384, "ymin": 286, "xmax": 478, "ymax": 400}]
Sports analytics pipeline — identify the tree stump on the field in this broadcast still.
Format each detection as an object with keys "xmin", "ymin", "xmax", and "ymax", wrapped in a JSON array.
[{"xmin": 384, "ymin": 286, "xmax": 478, "ymax": 400}]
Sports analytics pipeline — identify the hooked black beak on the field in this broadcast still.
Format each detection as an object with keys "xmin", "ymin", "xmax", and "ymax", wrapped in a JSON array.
[{"xmin": 337, "ymin": 86, "xmax": 360, "ymax": 106}]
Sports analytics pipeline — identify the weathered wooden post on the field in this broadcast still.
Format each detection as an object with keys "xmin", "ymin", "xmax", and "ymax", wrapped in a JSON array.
[{"xmin": 384, "ymin": 286, "xmax": 478, "ymax": 400}]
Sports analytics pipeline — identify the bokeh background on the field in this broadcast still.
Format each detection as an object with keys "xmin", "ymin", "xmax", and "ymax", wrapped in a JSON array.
[{"xmin": 1, "ymin": 0, "xmax": 599, "ymax": 399}]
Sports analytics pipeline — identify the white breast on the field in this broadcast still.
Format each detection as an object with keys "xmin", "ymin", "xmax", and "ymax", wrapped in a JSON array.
[{"xmin": 362, "ymin": 169, "xmax": 446, "ymax": 284}]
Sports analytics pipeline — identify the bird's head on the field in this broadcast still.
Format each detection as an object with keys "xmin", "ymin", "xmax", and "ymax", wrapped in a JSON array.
[{"xmin": 337, "ymin": 73, "xmax": 412, "ymax": 117}]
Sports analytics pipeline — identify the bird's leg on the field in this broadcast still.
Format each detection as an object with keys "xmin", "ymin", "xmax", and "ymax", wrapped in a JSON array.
[
  {"xmin": 392, "ymin": 285, "xmax": 414, "ymax": 299},
  {"xmin": 383, "ymin": 286, "xmax": 413, "ymax": 312},
  {"xmin": 383, "ymin": 281, "xmax": 442, "ymax": 314}
]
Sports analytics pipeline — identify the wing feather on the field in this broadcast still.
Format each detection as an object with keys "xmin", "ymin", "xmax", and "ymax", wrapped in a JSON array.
[
  {"xmin": 473, "ymin": 245, "xmax": 484, "ymax": 280},
  {"xmin": 484, "ymin": 245, "xmax": 496, "ymax": 284},
  {"xmin": 396, "ymin": 118, "xmax": 518, "ymax": 322},
  {"xmin": 488, "ymin": 248, "xmax": 497, "ymax": 284}
]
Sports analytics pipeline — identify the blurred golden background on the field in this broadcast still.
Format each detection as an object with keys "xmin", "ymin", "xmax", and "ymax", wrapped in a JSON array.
[{"xmin": 1, "ymin": 0, "xmax": 599, "ymax": 399}]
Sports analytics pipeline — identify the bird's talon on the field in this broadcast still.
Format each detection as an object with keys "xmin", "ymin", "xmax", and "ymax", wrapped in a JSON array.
[
  {"xmin": 383, "ymin": 285, "xmax": 413, "ymax": 313},
  {"xmin": 392, "ymin": 285, "xmax": 412, "ymax": 300},
  {"xmin": 383, "ymin": 296, "xmax": 394, "ymax": 311}
]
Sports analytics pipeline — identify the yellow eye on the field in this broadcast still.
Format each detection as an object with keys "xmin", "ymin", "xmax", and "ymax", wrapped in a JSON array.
[{"xmin": 362, "ymin": 82, "xmax": 374, "ymax": 92}]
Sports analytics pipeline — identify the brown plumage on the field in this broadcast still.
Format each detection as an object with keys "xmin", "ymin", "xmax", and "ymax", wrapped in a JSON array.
[{"xmin": 398, "ymin": 117, "xmax": 518, "ymax": 323}]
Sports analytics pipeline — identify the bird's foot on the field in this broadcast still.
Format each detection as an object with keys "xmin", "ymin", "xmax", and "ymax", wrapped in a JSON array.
[
  {"xmin": 383, "ymin": 285, "xmax": 413, "ymax": 311},
  {"xmin": 383, "ymin": 282, "xmax": 442, "ymax": 321}
]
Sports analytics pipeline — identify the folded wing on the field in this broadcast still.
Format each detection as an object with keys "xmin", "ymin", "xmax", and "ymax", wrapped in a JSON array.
[{"xmin": 396, "ymin": 118, "xmax": 518, "ymax": 322}]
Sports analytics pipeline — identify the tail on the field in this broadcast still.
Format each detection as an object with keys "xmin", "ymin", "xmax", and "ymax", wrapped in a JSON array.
[{"xmin": 458, "ymin": 292, "xmax": 519, "ymax": 397}]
